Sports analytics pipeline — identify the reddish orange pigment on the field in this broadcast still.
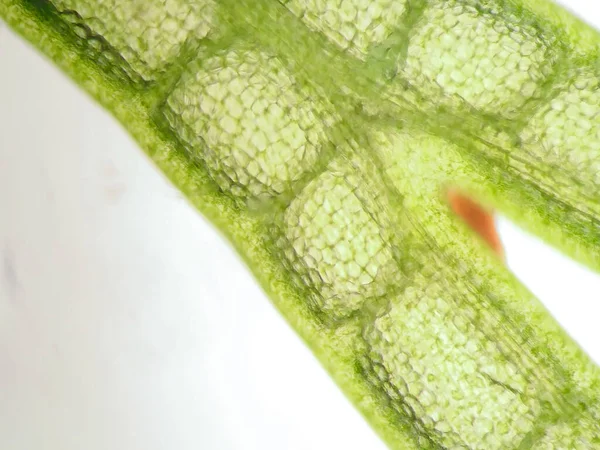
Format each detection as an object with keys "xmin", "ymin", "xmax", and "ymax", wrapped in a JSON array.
[{"xmin": 447, "ymin": 190, "xmax": 504, "ymax": 258}]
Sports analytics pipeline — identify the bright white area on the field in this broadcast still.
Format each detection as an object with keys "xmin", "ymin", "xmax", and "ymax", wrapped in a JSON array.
[
  {"xmin": 0, "ymin": 26, "xmax": 385, "ymax": 450},
  {"xmin": 1, "ymin": 1, "xmax": 599, "ymax": 449}
]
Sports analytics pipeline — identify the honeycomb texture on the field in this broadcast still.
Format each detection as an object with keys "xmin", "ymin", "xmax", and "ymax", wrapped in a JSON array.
[
  {"xmin": 521, "ymin": 69, "xmax": 600, "ymax": 188},
  {"xmin": 7, "ymin": 0, "xmax": 600, "ymax": 448},
  {"xmin": 51, "ymin": 0, "xmax": 216, "ymax": 80},
  {"xmin": 283, "ymin": 168, "xmax": 395, "ymax": 316},
  {"xmin": 280, "ymin": 0, "xmax": 407, "ymax": 58},
  {"xmin": 404, "ymin": 0, "xmax": 554, "ymax": 115},
  {"xmin": 365, "ymin": 273, "xmax": 538, "ymax": 449},
  {"xmin": 166, "ymin": 48, "xmax": 333, "ymax": 199}
]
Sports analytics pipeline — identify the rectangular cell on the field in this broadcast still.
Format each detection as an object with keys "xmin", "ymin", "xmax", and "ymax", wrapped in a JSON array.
[
  {"xmin": 403, "ymin": 0, "xmax": 557, "ymax": 117},
  {"xmin": 365, "ymin": 273, "xmax": 540, "ymax": 449},
  {"xmin": 282, "ymin": 165, "xmax": 396, "ymax": 317},
  {"xmin": 280, "ymin": 0, "xmax": 407, "ymax": 59},
  {"xmin": 51, "ymin": 0, "xmax": 216, "ymax": 80},
  {"xmin": 165, "ymin": 47, "xmax": 335, "ymax": 200}
]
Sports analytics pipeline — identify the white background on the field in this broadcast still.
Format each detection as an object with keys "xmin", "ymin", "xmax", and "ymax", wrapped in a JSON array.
[{"xmin": 1, "ymin": 1, "xmax": 600, "ymax": 449}]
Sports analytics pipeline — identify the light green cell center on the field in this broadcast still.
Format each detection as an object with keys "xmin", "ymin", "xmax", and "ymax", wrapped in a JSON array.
[
  {"xmin": 284, "ymin": 170, "xmax": 394, "ymax": 315},
  {"xmin": 51, "ymin": 0, "xmax": 216, "ymax": 79},
  {"xmin": 533, "ymin": 421, "xmax": 600, "ymax": 450},
  {"xmin": 166, "ymin": 49, "xmax": 332, "ymax": 199},
  {"xmin": 404, "ymin": 0, "xmax": 550, "ymax": 115},
  {"xmin": 367, "ymin": 278, "xmax": 537, "ymax": 449},
  {"xmin": 521, "ymin": 70, "xmax": 600, "ymax": 187},
  {"xmin": 281, "ymin": 0, "xmax": 407, "ymax": 58}
]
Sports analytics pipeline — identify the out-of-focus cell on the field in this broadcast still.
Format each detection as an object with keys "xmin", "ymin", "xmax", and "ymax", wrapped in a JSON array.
[
  {"xmin": 280, "ymin": 0, "xmax": 407, "ymax": 58},
  {"xmin": 532, "ymin": 421, "xmax": 600, "ymax": 450},
  {"xmin": 404, "ymin": 0, "xmax": 555, "ymax": 116},
  {"xmin": 51, "ymin": 0, "xmax": 216, "ymax": 79},
  {"xmin": 521, "ymin": 69, "xmax": 600, "ymax": 188}
]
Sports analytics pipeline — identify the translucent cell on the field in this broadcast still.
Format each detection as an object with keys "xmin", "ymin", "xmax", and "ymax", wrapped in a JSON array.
[
  {"xmin": 521, "ymin": 69, "xmax": 600, "ymax": 188},
  {"xmin": 364, "ymin": 273, "xmax": 538, "ymax": 449},
  {"xmin": 165, "ymin": 48, "xmax": 333, "ymax": 199},
  {"xmin": 51, "ymin": 0, "xmax": 216, "ymax": 79},
  {"xmin": 283, "ymin": 168, "xmax": 395, "ymax": 316},
  {"xmin": 280, "ymin": 0, "xmax": 407, "ymax": 58},
  {"xmin": 533, "ymin": 421, "xmax": 600, "ymax": 449},
  {"xmin": 8, "ymin": 0, "xmax": 600, "ymax": 448},
  {"xmin": 404, "ymin": 0, "xmax": 554, "ymax": 115}
]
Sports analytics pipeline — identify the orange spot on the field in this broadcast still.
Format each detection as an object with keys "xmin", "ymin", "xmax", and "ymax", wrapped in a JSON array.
[{"xmin": 447, "ymin": 190, "xmax": 504, "ymax": 259}]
